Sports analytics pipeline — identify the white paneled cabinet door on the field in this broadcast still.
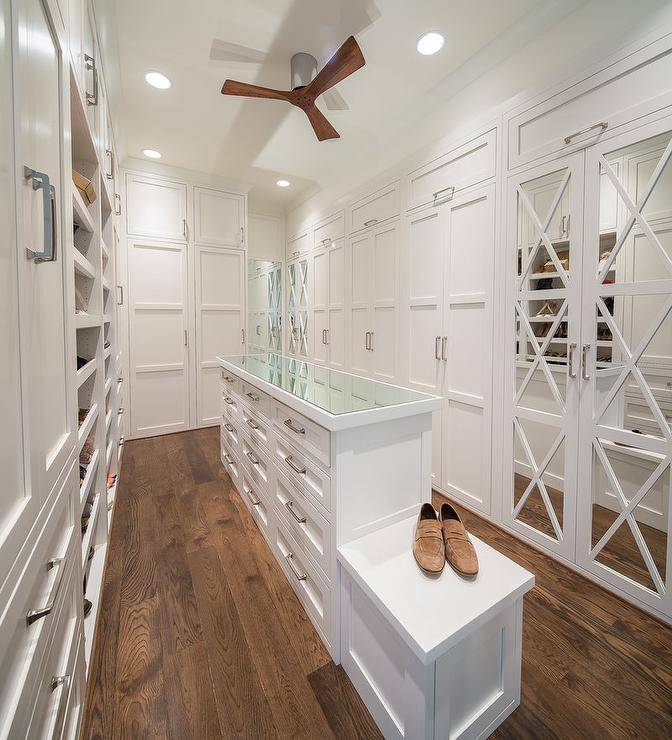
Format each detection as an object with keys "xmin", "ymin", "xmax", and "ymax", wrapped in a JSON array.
[
  {"xmin": 16, "ymin": 0, "xmax": 74, "ymax": 513},
  {"xmin": 327, "ymin": 239, "xmax": 346, "ymax": 370},
  {"xmin": 129, "ymin": 239, "xmax": 190, "ymax": 436},
  {"xmin": 349, "ymin": 231, "xmax": 372, "ymax": 375},
  {"xmin": 194, "ymin": 187, "xmax": 245, "ymax": 248},
  {"xmin": 313, "ymin": 247, "xmax": 329, "ymax": 365},
  {"xmin": 370, "ymin": 223, "xmax": 399, "ymax": 382},
  {"xmin": 442, "ymin": 185, "xmax": 496, "ymax": 514},
  {"xmin": 125, "ymin": 174, "xmax": 188, "ymax": 241},
  {"xmin": 503, "ymin": 155, "xmax": 584, "ymax": 559},
  {"xmin": 195, "ymin": 246, "xmax": 244, "ymax": 425}
]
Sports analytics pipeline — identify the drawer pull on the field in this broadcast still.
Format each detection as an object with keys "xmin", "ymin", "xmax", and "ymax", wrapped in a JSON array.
[
  {"xmin": 224, "ymin": 422, "xmax": 235, "ymax": 433},
  {"xmin": 363, "ymin": 218, "xmax": 378, "ymax": 227},
  {"xmin": 285, "ymin": 501, "xmax": 307, "ymax": 524},
  {"xmin": 564, "ymin": 121, "xmax": 608, "ymax": 144},
  {"xmin": 246, "ymin": 451, "xmax": 260, "ymax": 466},
  {"xmin": 50, "ymin": 674, "xmax": 71, "ymax": 740},
  {"xmin": 433, "ymin": 185, "xmax": 455, "ymax": 204},
  {"xmin": 246, "ymin": 488, "xmax": 261, "ymax": 507},
  {"xmin": 285, "ymin": 552, "xmax": 307, "ymax": 581},
  {"xmin": 223, "ymin": 375, "xmax": 236, "ymax": 384},
  {"xmin": 246, "ymin": 418, "xmax": 259, "ymax": 430},
  {"xmin": 224, "ymin": 454, "xmax": 235, "ymax": 466},
  {"xmin": 285, "ymin": 455, "xmax": 306, "ymax": 475},
  {"xmin": 26, "ymin": 557, "xmax": 66, "ymax": 625},
  {"xmin": 224, "ymin": 396, "xmax": 235, "ymax": 405},
  {"xmin": 284, "ymin": 418, "xmax": 306, "ymax": 435},
  {"xmin": 246, "ymin": 391, "xmax": 261, "ymax": 402}
]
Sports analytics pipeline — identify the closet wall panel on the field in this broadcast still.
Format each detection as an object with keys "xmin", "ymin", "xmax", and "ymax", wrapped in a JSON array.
[
  {"xmin": 125, "ymin": 175, "xmax": 187, "ymax": 241},
  {"xmin": 194, "ymin": 186, "xmax": 245, "ymax": 248}
]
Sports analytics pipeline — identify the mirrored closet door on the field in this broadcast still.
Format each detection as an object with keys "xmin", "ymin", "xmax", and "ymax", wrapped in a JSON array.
[{"xmin": 578, "ymin": 121, "xmax": 672, "ymax": 614}]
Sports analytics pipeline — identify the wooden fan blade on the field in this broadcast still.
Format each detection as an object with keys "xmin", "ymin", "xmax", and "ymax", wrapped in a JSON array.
[
  {"xmin": 306, "ymin": 36, "xmax": 365, "ymax": 97},
  {"xmin": 221, "ymin": 79, "xmax": 291, "ymax": 101},
  {"xmin": 304, "ymin": 104, "xmax": 340, "ymax": 141}
]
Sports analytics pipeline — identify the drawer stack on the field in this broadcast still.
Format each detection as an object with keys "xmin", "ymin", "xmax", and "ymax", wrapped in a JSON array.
[{"xmin": 219, "ymin": 369, "xmax": 337, "ymax": 654}]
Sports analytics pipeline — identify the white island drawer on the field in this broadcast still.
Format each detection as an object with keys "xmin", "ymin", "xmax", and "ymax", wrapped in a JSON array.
[
  {"xmin": 221, "ymin": 439, "xmax": 243, "ymax": 491},
  {"xmin": 272, "ymin": 399, "xmax": 331, "ymax": 468},
  {"xmin": 275, "ymin": 469, "xmax": 331, "ymax": 581},
  {"xmin": 241, "ymin": 404, "xmax": 272, "ymax": 451},
  {"xmin": 241, "ymin": 473, "xmax": 274, "ymax": 544},
  {"xmin": 241, "ymin": 432, "xmax": 273, "ymax": 492},
  {"xmin": 241, "ymin": 381, "xmax": 272, "ymax": 419},
  {"xmin": 221, "ymin": 418, "xmax": 241, "ymax": 450},
  {"xmin": 221, "ymin": 370, "xmax": 241, "ymax": 396},
  {"xmin": 221, "ymin": 392, "xmax": 241, "ymax": 424},
  {"xmin": 273, "ymin": 436, "xmax": 331, "ymax": 513}
]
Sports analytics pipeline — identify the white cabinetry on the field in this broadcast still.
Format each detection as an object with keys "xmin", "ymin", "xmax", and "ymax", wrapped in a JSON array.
[
  {"xmin": 286, "ymin": 228, "xmax": 311, "ymax": 260},
  {"xmin": 348, "ymin": 179, "xmax": 400, "ymax": 234},
  {"xmin": 194, "ymin": 186, "xmax": 245, "ymax": 248},
  {"xmin": 312, "ymin": 240, "xmax": 346, "ymax": 370},
  {"xmin": 125, "ymin": 174, "xmax": 188, "ymax": 241}
]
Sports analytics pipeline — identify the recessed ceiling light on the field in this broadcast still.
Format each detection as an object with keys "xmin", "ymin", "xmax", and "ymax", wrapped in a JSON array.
[
  {"xmin": 276, "ymin": 179, "xmax": 290, "ymax": 188},
  {"xmin": 145, "ymin": 71, "xmax": 171, "ymax": 89},
  {"xmin": 416, "ymin": 31, "xmax": 444, "ymax": 56},
  {"xmin": 142, "ymin": 148, "xmax": 162, "ymax": 159}
]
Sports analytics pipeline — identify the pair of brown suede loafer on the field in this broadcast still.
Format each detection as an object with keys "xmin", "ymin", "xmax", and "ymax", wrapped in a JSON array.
[{"xmin": 413, "ymin": 502, "xmax": 479, "ymax": 576}]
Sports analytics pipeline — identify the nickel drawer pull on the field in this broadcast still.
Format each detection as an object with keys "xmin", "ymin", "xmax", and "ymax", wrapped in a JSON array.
[
  {"xmin": 26, "ymin": 557, "xmax": 66, "ymax": 625},
  {"xmin": 246, "ymin": 391, "xmax": 260, "ymax": 402},
  {"xmin": 105, "ymin": 149, "xmax": 114, "ymax": 180},
  {"xmin": 246, "ymin": 488, "xmax": 261, "ymax": 507},
  {"xmin": 117, "ymin": 407, "xmax": 124, "ymax": 415},
  {"xmin": 363, "ymin": 218, "xmax": 378, "ymax": 227},
  {"xmin": 224, "ymin": 396, "xmax": 235, "ymax": 405},
  {"xmin": 223, "ymin": 375, "xmax": 236, "ymax": 384},
  {"xmin": 285, "ymin": 552, "xmax": 307, "ymax": 581},
  {"xmin": 224, "ymin": 422, "xmax": 235, "ymax": 433},
  {"xmin": 246, "ymin": 418, "xmax": 259, "ymax": 430},
  {"xmin": 321, "ymin": 236, "xmax": 332, "ymax": 245},
  {"xmin": 84, "ymin": 53, "xmax": 98, "ymax": 105},
  {"xmin": 568, "ymin": 342, "xmax": 578, "ymax": 378},
  {"xmin": 285, "ymin": 501, "xmax": 307, "ymax": 524},
  {"xmin": 284, "ymin": 455, "xmax": 306, "ymax": 475},
  {"xmin": 441, "ymin": 336, "xmax": 448, "ymax": 361},
  {"xmin": 50, "ymin": 674, "xmax": 71, "ymax": 740},
  {"xmin": 284, "ymin": 418, "xmax": 305, "ymax": 435},
  {"xmin": 223, "ymin": 453, "xmax": 234, "ymax": 466},
  {"xmin": 564, "ymin": 121, "xmax": 608, "ymax": 144},
  {"xmin": 433, "ymin": 185, "xmax": 455, "ymax": 203},
  {"xmin": 246, "ymin": 451, "xmax": 260, "ymax": 466},
  {"xmin": 582, "ymin": 344, "xmax": 591, "ymax": 380},
  {"xmin": 114, "ymin": 193, "xmax": 121, "ymax": 215},
  {"xmin": 435, "ymin": 336, "xmax": 441, "ymax": 360}
]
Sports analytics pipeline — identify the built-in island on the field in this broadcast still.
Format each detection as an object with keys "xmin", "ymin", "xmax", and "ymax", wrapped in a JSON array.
[{"xmin": 217, "ymin": 353, "xmax": 534, "ymax": 739}]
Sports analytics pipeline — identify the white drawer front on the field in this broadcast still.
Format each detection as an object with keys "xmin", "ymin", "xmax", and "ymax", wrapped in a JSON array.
[
  {"xmin": 349, "ymin": 180, "xmax": 400, "ymax": 234},
  {"xmin": 314, "ymin": 211, "xmax": 345, "ymax": 248},
  {"xmin": 240, "ymin": 381, "xmax": 272, "ymax": 419},
  {"xmin": 220, "ymin": 369, "xmax": 241, "ymax": 396},
  {"xmin": 274, "ymin": 469, "xmax": 331, "ymax": 581},
  {"xmin": 272, "ymin": 399, "xmax": 331, "ymax": 469},
  {"xmin": 221, "ymin": 438, "xmax": 243, "ymax": 490},
  {"xmin": 241, "ymin": 432, "xmax": 273, "ymax": 491},
  {"xmin": 274, "ymin": 518, "xmax": 334, "ymax": 649},
  {"xmin": 0, "ymin": 461, "xmax": 77, "ymax": 737},
  {"xmin": 286, "ymin": 230, "xmax": 311, "ymax": 260},
  {"xmin": 241, "ymin": 473, "xmax": 274, "ymax": 543},
  {"xmin": 221, "ymin": 391, "xmax": 241, "ymax": 424},
  {"xmin": 221, "ymin": 418, "xmax": 241, "ymax": 450},
  {"xmin": 273, "ymin": 436, "xmax": 331, "ymax": 513},
  {"xmin": 241, "ymin": 403, "xmax": 272, "ymax": 452},
  {"xmin": 507, "ymin": 42, "xmax": 672, "ymax": 169},
  {"xmin": 406, "ymin": 128, "xmax": 497, "ymax": 211}
]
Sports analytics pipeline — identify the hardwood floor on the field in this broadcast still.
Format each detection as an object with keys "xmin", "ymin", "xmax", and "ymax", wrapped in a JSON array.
[{"xmin": 82, "ymin": 427, "xmax": 672, "ymax": 739}]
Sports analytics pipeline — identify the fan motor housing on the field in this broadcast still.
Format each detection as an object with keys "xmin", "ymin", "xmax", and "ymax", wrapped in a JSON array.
[{"xmin": 291, "ymin": 52, "xmax": 317, "ymax": 89}]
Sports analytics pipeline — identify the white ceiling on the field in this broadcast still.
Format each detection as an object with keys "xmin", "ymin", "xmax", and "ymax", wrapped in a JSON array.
[{"xmin": 114, "ymin": 0, "xmax": 548, "ymax": 207}]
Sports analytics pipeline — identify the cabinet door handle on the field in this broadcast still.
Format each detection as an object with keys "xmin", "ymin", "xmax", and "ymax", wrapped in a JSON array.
[
  {"xmin": 26, "ymin": 557, "xmax": 66, "ymax": 625},
  {"xmin": 568, "ymin": 343, "xmax": 578, "ymax": 378},
  {"xmin": 363, "ymin": 218, "xmax": 378, "ymax": 227},
  {"xmin": 116, "ymin": 285, "xmax": 124, "ymax": 305},
  {"xmin": 369, "ymin": 331, "xmax": 374, "ymax": 351},
  {"xmin": 24, "ymin": 167, "xmax": 56, "ymax": 262},
  {"xmin": 84, "ymin": 53, "xmax": 98, "ymax": 105},
  {"xmin": 246, "ymin": 391, "xmax": 260, "ymax": 402},
  {"xmin": 284, "ymin": 455, "xmax": 306, "ymax": 475},
  {"xmin": 246, "ymin": 487, "xmax": 261, "ymax": 506},
  {"xmin": 285, "ymin": 500, "xmax": 307, "ymax": 524},
  {"xmin": 322, "ymin": 328, "xmax": 327, "ymax": 345},
  {"xmin": 561, "ymin": 215, "xmax": 567, "ymax": 236},
  {"xmin": 581, "ymin": 344, "xmax": 591, "ymax": 380},
  {"xmin": 183, "ymin": 329, "xmax": 188, "ymax": 347},
  {"xmin": 105, "ymin": 149, "xmax": 114, "ymax": 180},
  {"xmin": 241, "ymin": 328, "xmax": 246, "ymax": 345},
  {"xmin": 246, "ymin": 417, "xmax": 259, "ymax": 430},
  {"xmin": 246, "ymin": 450, "xmax": 260, "ymax": 466},
  {"xmin": 325, "ymin": 328, "xmax": 329, "ymax": 345},
  {"xmin": 182, "ymin": 218, "xmax": 188, "ymax": 239},
  {"xmin": 114, "ymin": 193, "xmax": 121, "ymax": 215},
  {"xmin": 435, "ymin": 336, "xmax": 441, "ymax": 360},
  {"xmin": 364, "ymin": 331, "xmax": 370, "ymax": 351},
  {"xmin": 50, "ymin": 675, "xmax": 71, "ymax": 740},
  {"xmin": 441, "ymin": 336, "xmax": 448, "ymax": 361},
  {"xmin": 240, "ymin": 226, "xmax": 245, "ymax": 244},
  {"xmin": 119, "ymin": 435, "xmax": 125, "ymax": 446},
  {"xmin": 117, "ymin": 407, "xmax": 124, "ymax": 415},
  {"xmin": 285, "ymin": 552, "xmax": 307, "ymax": 581},
  {"xmin": 564, "ymin": 121, "xmax": 608, "ymax": 144},
  {"xmin": 284, "ymin": 418, "xmax": 305, "ymax": 435},
  {"xmin": 117, "ymin": 377, "xmax": 123, "ymax": 384},
  {"xmin": 224, "ymin": 422, "xmax": 234, "ymax": 432}
]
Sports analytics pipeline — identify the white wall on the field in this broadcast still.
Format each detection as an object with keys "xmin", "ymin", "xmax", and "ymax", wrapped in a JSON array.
[{"xmin": 286, "ymin": 0, "xmax": 672, "ymax": 233}]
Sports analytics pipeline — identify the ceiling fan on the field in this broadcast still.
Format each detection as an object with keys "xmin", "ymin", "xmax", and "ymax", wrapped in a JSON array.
[{"xmin": 220, "ymin": 36, "xmax": 365, "ymax": 141}]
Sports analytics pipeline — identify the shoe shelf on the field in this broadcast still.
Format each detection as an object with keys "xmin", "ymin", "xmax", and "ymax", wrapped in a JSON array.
[
  {"xmin": 81, "ymin": 491, "xmax": 102, "ymax": 579},
  {"xmin": 84, "ymin": 542, "xmax": 107, "ymax": 673},
  {"xmin": 78, "ymin": 403, "xmax": 99, "ymax": 449},
  {"xmin": 76, "ymin": 358, "xmax": 97, "ymax": 387},
  {"xmin": 73, "ymin": 249, "xmax": 96, "ymax": 280},
  {"xmin": 79, "ymin": 448, "xmax": 99, "ymax": 513}
]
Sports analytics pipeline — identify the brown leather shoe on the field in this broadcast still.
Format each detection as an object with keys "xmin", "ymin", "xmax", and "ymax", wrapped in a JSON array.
[
  {"xmin": 413, "ymin": 503, "xmax": 445, "ymax": 574},
  {"xmin": 440, "ymin": 502, "xmax": 479, "ymax": 576}
]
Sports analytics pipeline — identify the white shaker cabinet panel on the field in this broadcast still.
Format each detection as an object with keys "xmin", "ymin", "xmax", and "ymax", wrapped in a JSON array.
[
  {"xmin": 348, "ymin": 180, "xmax": 400, "ymax": 234},
  {"xmin": 125, "ymin": 174, "xmax": 187, "ymax": 241},
  {"xmin": 313, "ymin": 210, "xmax": 345, "ymax": 248},
  {"xmin": 286, "ymin": 228, "xmax": 311, "ymax": 261},
  {"xmin": 196, "ymin": 247, "xmax": 245, "ymax": 425},
  {"xmin": 128, "ymin": 239, "xmax": 191, "ymax": 436},
  {"xmin": 194, "ymin": 186, "xmax": 245, "ymax": 248}
]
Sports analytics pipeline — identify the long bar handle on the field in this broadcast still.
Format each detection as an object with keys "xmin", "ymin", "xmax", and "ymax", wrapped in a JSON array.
[
  {"xmin": 284, "ymin": 418, "xmax": 305, "ymax": 435},
  {"xmin": 183, "ymin": 218, "xmax": 188, "ymax": 239},
  {"xmin": 564, "ymin": 121, "xmax": 607, "ymax": 145},
  {"xmin": 50, "ymin": 674, "xmax": 71, "ymax": 740},
  {"xmin": 441, "ymin": 336, "xmax": 448, "ymax": 361},
  {"xmin": 284, "ymin": 455, "xmax": 306, "ymax": 475},
  {"xmin": 84, "ymin": 53, "xmax": 98, "ymax": 105},
  {"xmin": 285, "ymin": 552, "xmax": 307, "ymax": 581},
  {"xmin": 117, "ymin": 284, "xmax": 124, "ymax": 305},
  {"xmin": 26, "ymin": 558, "xmax": 66, "ymax": 625},
  {"xmin": 285, "ymin": 500, "xmax": 307, "ymax": 524},
  {"xmin": 435, "ymin": 336, "xmax": 441, "ymax": 360},
  {"xmin": 364, "ymin": 331, "xmax": 370, "ymax": 351},
  {"xmin": 568, "ymin": 342, "xmax": 578, "ymax": 378},
  {"xmin": 24, "ymin": 166, "xmax": 56, "ymax": 262},
  {"xmin": 369, "ymin": 331, "xmax": 374, "ymax": 351},
  {"xmin": 581, "ymin": 344, "xmax": 591, "ymax": 380},
  {"xmin": 114, "ymin": 192, "xmax": 121, "ymax": 215},
  {"xmin": 105, "ymin": 149, "xmax": 114, "ymax": 180}
]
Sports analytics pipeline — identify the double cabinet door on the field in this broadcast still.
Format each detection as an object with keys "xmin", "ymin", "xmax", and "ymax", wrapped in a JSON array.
[
  {"xmin": 505, "ymin": 116, "xmax": 672, "ymax": 617},
  {"xmin": 405, "ymin": 184, "xmax": 496, "ymax": 514}
]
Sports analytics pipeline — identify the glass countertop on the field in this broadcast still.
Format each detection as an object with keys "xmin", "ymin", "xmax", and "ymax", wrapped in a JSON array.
[{"xmin": 218, "ymin": 353, "xmax": 438, "ymax": 416}]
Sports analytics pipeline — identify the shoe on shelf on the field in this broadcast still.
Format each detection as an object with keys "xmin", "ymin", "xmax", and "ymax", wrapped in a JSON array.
[
  {"xmin": 413, "ymin": 503, "xmax": 445, "ymax": 574},
  {"xmin": 83, "ymin": 598, "xmax": 92, "ymax": 617},
  {"xmin": 535, "ymin": 301, "xmax": 558, "ymax": 318},
  {"xmin": 440, "ymin": 502, "xmax": 479, "ymax": 577}
]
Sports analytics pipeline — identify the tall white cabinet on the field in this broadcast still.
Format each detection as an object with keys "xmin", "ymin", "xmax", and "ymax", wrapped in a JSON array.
[{"xmin": 122, "ymin": 171, "xmax": 247, "ymax": 437}]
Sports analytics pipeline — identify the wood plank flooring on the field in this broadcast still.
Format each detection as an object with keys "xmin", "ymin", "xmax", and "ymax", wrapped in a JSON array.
[{"xmin": 82, "ymin": 427, "xmax": 672, "ymax": 739}]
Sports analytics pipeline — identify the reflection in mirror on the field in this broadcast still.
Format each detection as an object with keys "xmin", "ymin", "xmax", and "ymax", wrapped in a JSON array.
[
  {"xmin": 247, "ymin": 259, "xmax": 282, "ymax": 356},
  {"xmin": 590, "ymin": 130, "xmax": 672, "ymax": 592}
]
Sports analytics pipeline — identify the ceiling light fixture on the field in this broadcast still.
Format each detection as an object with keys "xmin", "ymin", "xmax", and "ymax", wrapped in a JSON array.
[
  {"xmin": 416, "ymin": 31, "xmax": 444, "ymax": 56},
  {"xmin": 142, "ymin": 148, "xmax": 162, "ymax": 159},
  {"xmin": 276, "ymin": 179, "xmax": 290, "ymax": 188},
  {"xmin": 145, "ymin": 71, "xmax": 171, "ymax": 89}
]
